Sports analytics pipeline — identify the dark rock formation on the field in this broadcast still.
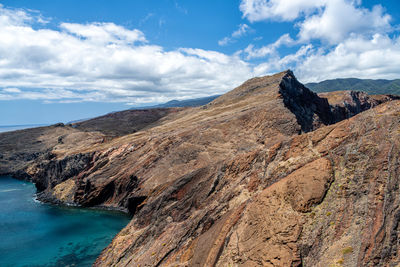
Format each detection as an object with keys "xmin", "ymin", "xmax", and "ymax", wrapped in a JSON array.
[
  {"xmin": 279, "ymin": 70, "xmax": 334, "ymax": 132},
  {"xmin": 32, "ymin": 153, "xmax": 94, "ymax": 192}
]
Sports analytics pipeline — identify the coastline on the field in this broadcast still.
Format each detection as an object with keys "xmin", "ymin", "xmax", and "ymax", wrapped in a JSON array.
[
  {"xmin": 0, "ymin": 175, "xmax": 130, "ymax": 267},
  {"xmin": 0, "ymin": 124, "xmax": 48, "ymax": 133},
  {"xmin": 0, "ymin": 174, "xmax": 130, "ymax": 215}
]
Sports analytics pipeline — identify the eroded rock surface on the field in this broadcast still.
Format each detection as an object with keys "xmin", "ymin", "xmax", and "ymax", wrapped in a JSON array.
[{"xmin": 2, "ymin": 70, "xmax": 400, "ymax": 266}]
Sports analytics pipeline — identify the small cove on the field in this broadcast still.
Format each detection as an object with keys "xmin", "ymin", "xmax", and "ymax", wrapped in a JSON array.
[{"xmin": 0, "ymin": 176, "xmax": 130, "ymax": 267}]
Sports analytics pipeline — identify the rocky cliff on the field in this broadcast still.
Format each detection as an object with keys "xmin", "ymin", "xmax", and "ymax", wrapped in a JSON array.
[{"xmin": 1, "ymin": 70, "xmax": 400, "ymax": 266}]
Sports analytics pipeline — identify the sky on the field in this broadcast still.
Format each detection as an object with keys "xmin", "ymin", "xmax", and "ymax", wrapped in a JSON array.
[{"xmin": 0, "ymin": 0, "xmax": 400, "ymax": 125}]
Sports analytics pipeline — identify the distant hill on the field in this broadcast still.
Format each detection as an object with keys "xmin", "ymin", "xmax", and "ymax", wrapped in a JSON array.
[
  {"xmin": 131, "ymin": 95, "xmax": 220, "ymax": 109},
  {"xmin": 306, "ymin": 78, "xmax": 400, "ymax": 95},
  {"xmin": 71, "ymin": 108, "xmax": 181, "ymax": 136},
  {"xmin": 66, "ymin": 95, "xmax": 221, "ymax": 125}
]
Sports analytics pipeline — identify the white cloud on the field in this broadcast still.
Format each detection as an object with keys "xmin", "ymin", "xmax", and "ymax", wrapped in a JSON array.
[
  {"xmin": 249, "ymin": 33, "xmax": 400, "ymax": 83},
  {"xmin": 218, "ymin": 37, "xmax": 230, "ymax": 47},
  {"xmin": 298, "ymin": 1, "xmax": 391, "ymax": 44},
  {"xmin": 0, "ymin": 4, "xmax": 32, "ymax": 26},
  {"xmin": 243, "ymin": 33, "xmax": 294, "ymax": 59},
  {"xmin": 0, "ymin": 5, "xmax": 254, "ymax": 104},
  {"xmin": 240, "ymin": 0, "xmax": 325, "ymax": 22},
  {"xmin": 139, "ymin": 13, "xmax": 154, "ymax": 26},
  {"xmin": 296, "ymin": 34, "xmax": 400, "ymax": 82},
  {"xmin": 60, "ymin": 22, "xmax": 147, "ymax": 45},
  {"xmin": 232, "ymin": 24, "xmax": 251, "ymax": 38},
  {"xmin": 240, "ymin": 0, "xmax": 392, "ymax": 44},
  {"xmin": 218, "ymin": 24, "xmax": 251, "ymax": 46},
  {"xmin": 2, "ymin": 87, "xmax": 21, "ymax": 93},
  {"xmin": 253, "ymin": 44, "xmax": 313, "ymax": 75},
  {"xmin": 237, "ymin": 0, "xmax": 400, "ymax": 83}
]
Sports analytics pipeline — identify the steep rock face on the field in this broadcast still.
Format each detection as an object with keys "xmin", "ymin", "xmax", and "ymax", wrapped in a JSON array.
[
  {"xmin": 0, "ymin": 124, "xmax": 103, "ymax": 177},
  {"xmin": 2, "ymin": 70, "xmax": 400, "ymax": 266},
  {"xmin": 279, "ymin": 71, "xmax": 334, "ymax": 132},
  {"xmin": 30, "ymin": 152, "xmax": 94, "ymax": 202},
  {"xmin": 319, "ymin": 90, "xmax": 400, "ymax": 123}
]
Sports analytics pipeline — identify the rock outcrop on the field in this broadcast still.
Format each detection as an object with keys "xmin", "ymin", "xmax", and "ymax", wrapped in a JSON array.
[
  {"xmin": 2, "ymin": 70, "xmax": 400, "ymax": 266},
  {"xmin": 319, "ymin": 90, "xmax": 400, "ymax": 123}
]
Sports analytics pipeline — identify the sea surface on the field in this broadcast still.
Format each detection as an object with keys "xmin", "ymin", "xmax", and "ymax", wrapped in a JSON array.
[
  {"xmin": 0, "ymin": 176, "xmax": 130, "ymax": 267},
  {"xmin": 0, "ymin": 124, "xmax": 48, "ymax": 133}
]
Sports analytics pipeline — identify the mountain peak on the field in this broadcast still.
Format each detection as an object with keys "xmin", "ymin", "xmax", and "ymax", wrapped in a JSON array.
[
  {"xmin": 278, "ymin": 70, "xmax": 334, "ymax": 132},
  {"xmin": 210, "ymin": 69, "xmax": 332, "ymax": 132},
  {"xmin": 210, "ymin": 69, "xmax": 294, "ymax": 106}
]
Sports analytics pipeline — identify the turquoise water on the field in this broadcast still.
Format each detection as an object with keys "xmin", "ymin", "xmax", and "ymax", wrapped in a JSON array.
[{"xmin": 0, "ymin": 176, "xmax": 130, "ymax": 267}]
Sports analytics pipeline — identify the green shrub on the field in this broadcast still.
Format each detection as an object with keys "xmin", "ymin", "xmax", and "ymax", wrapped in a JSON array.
[{"xmin": 342, "ymin": 246, "xmax": 353, "ymax": 255}]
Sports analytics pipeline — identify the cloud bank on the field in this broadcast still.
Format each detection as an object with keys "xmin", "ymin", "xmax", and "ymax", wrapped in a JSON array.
[
  {"xmin": 240, "ymin": 0, "xmax": 400, "ymax": 82},
  {"xmin": 0, "ymin": 5, "xmax": 253, "ymax": 104},
  {"xmin": 0, "ymin": 1, "xmax": 400, "ymax": 104}
]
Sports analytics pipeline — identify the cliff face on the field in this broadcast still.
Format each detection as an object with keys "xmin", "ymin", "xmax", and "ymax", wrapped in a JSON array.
[
  {"xmin": 319, "ymin": 90, "xmax": 400, "ymax": 123},
  {"xmin": 2, "ymin": 70, "xmax": 400, "ymax": 266}
]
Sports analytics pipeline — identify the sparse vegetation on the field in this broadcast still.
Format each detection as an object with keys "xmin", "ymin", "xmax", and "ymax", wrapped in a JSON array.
[{"xmin": 342, "ymin": 246, "xmax": 353, "ymax": 255}]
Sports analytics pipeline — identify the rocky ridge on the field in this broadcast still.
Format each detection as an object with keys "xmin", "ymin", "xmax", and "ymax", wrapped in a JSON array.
[{"xmin": 1, "ymin": 70, "xmax": 400, "ymax": 266}]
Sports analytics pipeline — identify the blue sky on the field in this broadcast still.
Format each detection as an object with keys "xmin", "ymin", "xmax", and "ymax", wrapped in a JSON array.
[{"xmin": 0, "ymin": 0, "xmax": 399, "ymax": 124}]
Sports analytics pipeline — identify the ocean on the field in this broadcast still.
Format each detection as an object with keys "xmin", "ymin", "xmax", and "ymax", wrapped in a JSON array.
[
  {"xmin": 0, "ymin": 176, "xmax": 130, "ymax": 267},
  {"xmin": 0, "ymin": 125, "xmax": 48, "ymax": 133}
]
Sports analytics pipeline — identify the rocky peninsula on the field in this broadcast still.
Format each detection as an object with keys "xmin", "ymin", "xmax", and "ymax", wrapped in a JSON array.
[{"xmin": 1, "ymin": 70, "xmax": 400, "ymax": 266}]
